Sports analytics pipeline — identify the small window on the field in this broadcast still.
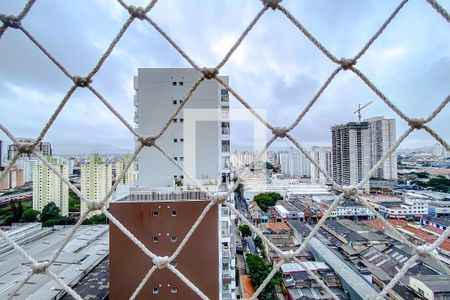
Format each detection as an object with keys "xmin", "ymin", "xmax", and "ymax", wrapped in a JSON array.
[
  {"xmin": 172, "ymin": 211, "xmax": 177, "ymax": 217},
  {"xmin": 171, "ymin": 287, "xmax": 177, "ymax": 294},
  {"xmin": 173, "ymin": 175, "xmax": 178, "ymax": 179},
  {"xmin": 172, "ymin": 82, "xmax": 176, "ymax": 86},
  {"xmin": 180, "ymin": 175, "xmax": 184, "ymax": 179},
  {"xmin": 179, "ymin": 157, "xmax": 184, "ymax": 162},
  {"xmin": 171, "ymin": 236, "xmax": 177, "ymax": 242},
  {"xmin": 153, "ymin": 237, "xmax": 158, "ymax": 243},
  {"xmin": 179, "ymin": 82, "xmax": 183, "ymax": 86},
  {"xmin": 179, "ymin": 100, "xmax": 183, "ymax": 104},
  {"xmin": 180, "ymin": 138, "xmax": 184, "ymax": 142},
  {"xmin": 172, "ymin": 100, "xmax": 177, "ymax": 105},
  {"xmin": 153, "ymin": 211, "xmax": 158, "ymax": 217},
  {"xmin": 174, "ymin": 157, "xmax": 178, "ymax": 161},
  {"xmin": 173, "ymin": 139, "xmax": 178, "ymax": 143},
  {"xmin": 180, "ymin": 118, "xmax": 184, "ymax": 123},
  {"xmin": 173, "ymin": 118, "xmax": 177, "ymax": 123},
  {"xmin": 153, "ymin": 288, "xmax": 159, "ymax": 294}
]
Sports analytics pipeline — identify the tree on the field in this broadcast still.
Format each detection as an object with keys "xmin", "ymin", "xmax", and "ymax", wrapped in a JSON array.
[
  {"xmin": 69, "ymin": 190, "xmax": 81, "ymax": 212},
  {"xmin": 264, "ymin": 162, "xmax": 279, "ymax": 173},
  {"xmin": 239, "ymin": 224, "xmax": 252, "ymax": 237},
  {"xmin": 245, "ymin": 254, "xmax": 280, "ymax": 299},
  {"xmin": 21, "ymin": 208, "xmax": 39, "ymax": 222},
  {"xmin": 82, "ymin": 213, "xmax": 108, "ymax": 225},
  {"xmin": 8, "ymin": 201, "xmax": 22, "ymax": 223},
  {"xmin": 254, "ymin": 236, "xmax": 263, "ymax": 251},
  {"xmin": 40, "ymin": 202, "xmax": 62, "ymax": 224},
  {"xmin": 236, "ymin": 183, "xmax": 244, "ymax": 198},
  {"xmin": 254, "ymin": 192, "xmax": 282, "ymax": 212}
]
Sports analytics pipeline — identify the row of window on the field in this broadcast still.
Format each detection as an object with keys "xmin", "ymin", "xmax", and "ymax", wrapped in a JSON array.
[
  {"xmin": 173, "ymin": 138, "xmax": 184, "ymax": 143},
  {"xmin": 173, "ymin": 118, "xmax": 184, "ymax": 123},
  {"xmin": 153, "ymin": 287, "xmax": 177, "ymax": 294},
  {"xmin": 172, "ymin": 100, "xmax": 183, "ymax": 105},
  {"xmin": 153, "ymin": 236, "xmax": 177, "ymax": 243},
  {"xmin": 153, "ymin": 210, "xmax": 177, "ymax": 217},
  {"xmin": 173, "ymin": 157, "xmax": 184, "ymax": 161},
  {"xmin": 172, "ymin": 81, "xmax": 183, "ymax": 86}
]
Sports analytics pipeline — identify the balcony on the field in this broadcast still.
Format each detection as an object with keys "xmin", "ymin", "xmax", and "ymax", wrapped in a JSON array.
[
  {"xmin": 222, "ymin": 128, "xmax": 230, "ymax": 135},
  {"xmin": 221, "ymin": 111, "xmax": 229, "ymax": 119},
  {"xmin": 222, "ymin": 145, "xmax": 230, "ymax": 153},
  {"xmin": 221, "ymin": 207, "xmax": 229, "ymax": 216},
  {"xmin": 221, "ymin": 95, "xmax": 229, "ymax": 102},
  {"xmin": 222, "ymin": 248, "xmax": 230, "ymax": 258}
]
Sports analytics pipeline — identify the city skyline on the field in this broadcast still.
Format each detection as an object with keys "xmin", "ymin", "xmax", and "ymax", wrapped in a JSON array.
[{"xmin": 1, "ymin": 0, "xmax": 449, "ymax": 154}]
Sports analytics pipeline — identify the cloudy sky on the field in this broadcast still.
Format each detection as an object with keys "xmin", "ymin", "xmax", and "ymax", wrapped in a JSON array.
[{"xmin": 0, "ymin": 0, "xmax": 449, "ymax": 155}]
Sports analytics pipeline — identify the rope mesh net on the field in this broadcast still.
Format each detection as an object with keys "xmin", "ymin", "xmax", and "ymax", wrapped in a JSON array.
[{"xmin": 0, "ymin": 0, "xmax": 449, "ymax": 299}]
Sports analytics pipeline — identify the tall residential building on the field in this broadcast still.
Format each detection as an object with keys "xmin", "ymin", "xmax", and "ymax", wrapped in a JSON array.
[
  {"xmin": 32, "ymin": 157, "xmax": 69, "ymax": 216},
  {"xmin": 331, "ymin": 122, "xmax": 370, "ymax": 191},
  {"xmin": 110, "ymin": 190, "xmax": 236, "ymax": 299},
  {"xmin": 15, "ymin": 157, "xmax": 39, "ymax": 183},
  {"xmin": 115, "ymin": 155, "xmax": 136, "ymax": 185},
  {"xmin": 278, "ymin": 148, "xmax": 311, "ymax": 178},
  {"xmin": 366, "ymin": 116, "xmax": 397, "ymax": 182},
  {"xmin": 7, "ymin": 138, "xmax": 52, "ymax": 160},
  {"xmin": 432, "ymin": 142, "xmax": 449, "ymax": 159},
  {"xmin": 80, "ymin": 154, "xmax": 112, "ymax": 216},
  {"xmin": 230, "ymin": 150, "xmax": 258, "ymax": 169},
  {"xmin": 0, "ymin": 166, "xmax": 24, "ymax": 190},
  {"xmin": 310, "ymin": 146, "xmax": 333, "ymax": 184},
  {"xmin": 134, "ymin": 68, "xmax": 230, "ymax": 188}
]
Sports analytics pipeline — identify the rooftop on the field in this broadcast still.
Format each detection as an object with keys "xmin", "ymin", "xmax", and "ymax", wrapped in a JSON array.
[{"xmin": 411, "ymin": 275, "xmax": 450, "ymax": 292}]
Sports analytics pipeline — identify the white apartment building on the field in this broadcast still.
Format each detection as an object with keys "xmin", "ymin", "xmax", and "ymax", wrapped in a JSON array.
[
  {"xmin": 134, "ymin": 68, "xmax": 230, "ymax": 188},
  {"xmin": 115, "ymin": 155, "xmax": 136, "ymax": 185},
  {"xmin": 230, "ymin": 150, "xmax": 256, "ymax": 168},
  {"xmin": 220, "ymin": 205, "xmax": 237, "ymax": 300},
  {"xmin": 331, "ymin": 122, "xmax": 370, "ymax": 191},
  {"xmin": 329, "ymin": 202, "xmax": 374, "ymax": 219},
  {"xmin": 278, "ymin": 148, "xmax": 311, "ymax": 178},
  {"xmin": 432, "ymin": 142, "xmax": 450, "ymax": 159},
  {"xmin": 365, "ymin": 116, "xmax": 397, "ymax": 181},
  {"xmin": 379, "ymin": 198, "xmax": 428, "ymax": 218},
  {"xmin": 310, "ymin": 146, "xmax": 332, "ymax": 184},
  {"xmin": 80, "ymin": 154, "xmax": 112, "ymax": 216},
  {"xmin": 7, "ymin": 138, "xmax": 52, "ymax": 160},
  {"xmin": 32, "ymin": 157, "xmax": 69, "ymax": 216}
]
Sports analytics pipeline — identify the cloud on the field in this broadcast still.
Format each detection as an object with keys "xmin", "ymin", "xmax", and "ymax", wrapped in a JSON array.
[{"xmin": 0, "ymin": 0, "xmax": 449, "ymax": 156}]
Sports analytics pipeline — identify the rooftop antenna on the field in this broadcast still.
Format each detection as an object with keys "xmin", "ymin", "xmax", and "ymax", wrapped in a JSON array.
[{"xmin": 354, "ymin": 101, "xmax": 373, "ymax": 122}]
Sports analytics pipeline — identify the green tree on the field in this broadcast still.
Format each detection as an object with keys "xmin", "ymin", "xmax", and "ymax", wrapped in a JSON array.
[
  {"xmin": 239, "ymin": 224, "xmax": 252, "ymax": 237},
  {"xmin": 236, "ymin": 183, "xmax": 244, "ymax": 198},
  {"xmin": 40, "ymin": 202, "xmax": 62, "ymax": 224},
  {"xmin": 254, "ymin": 192, "xmax": 282, "ymax": 212},
  {"xmin": 246, "ymin": 254, "xmax": 280, "ymax": 299},
  {"xmin": 254, "ymin": 236, "xmax": 263, "ymax": 250},
  {"xmin": 21, "ymin": 208, "xmax": 40, "ymax": 222},
  {"xmin": 82, "ymin": 213, "xmax": 108, "ymax": 225},
  {"xmin": 68, "ymin": 190, "xmax": 81, "ymax": 212}
]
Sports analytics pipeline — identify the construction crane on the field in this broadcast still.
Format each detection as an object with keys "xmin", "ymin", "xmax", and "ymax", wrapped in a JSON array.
[{"xmin": 354, "ymin": 101, "xmax": 373, "ymax": 122}]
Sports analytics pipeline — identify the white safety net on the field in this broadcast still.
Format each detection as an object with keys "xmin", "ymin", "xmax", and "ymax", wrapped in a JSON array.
[{"xmin": 0, "ymin": 0, "xmax": 449, "ymax": 299}]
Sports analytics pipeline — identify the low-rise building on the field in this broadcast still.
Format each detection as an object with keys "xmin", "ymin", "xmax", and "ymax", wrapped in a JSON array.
[
  {"xmin": 275, "ymin": 200, "xmax": 305, "ymax": 220},
  {"xmin": 409, "ymin": 275, "xmax": 450, "ymax": 300},
  {"xmin": 329, "ymin": 201, "xmax": 374, "ymax": 219},
  {"xmin": 379, "ymin": 198, "xmax": 428, "ymax": 219},
  {"xmin": 421, "ymin": 216, "xmax": 449, "ymax": 231}
]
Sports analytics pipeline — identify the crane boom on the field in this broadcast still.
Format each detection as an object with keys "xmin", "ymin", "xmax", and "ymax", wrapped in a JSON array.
[{"xmin": 354, "ymin": 101, "xmax": 373, "ymax": 122}]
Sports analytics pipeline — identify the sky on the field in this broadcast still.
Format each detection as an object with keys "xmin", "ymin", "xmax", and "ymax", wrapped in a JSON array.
[{"xmin": 0, "ymin": 0, "xmax": 449, "ymax": 155}]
